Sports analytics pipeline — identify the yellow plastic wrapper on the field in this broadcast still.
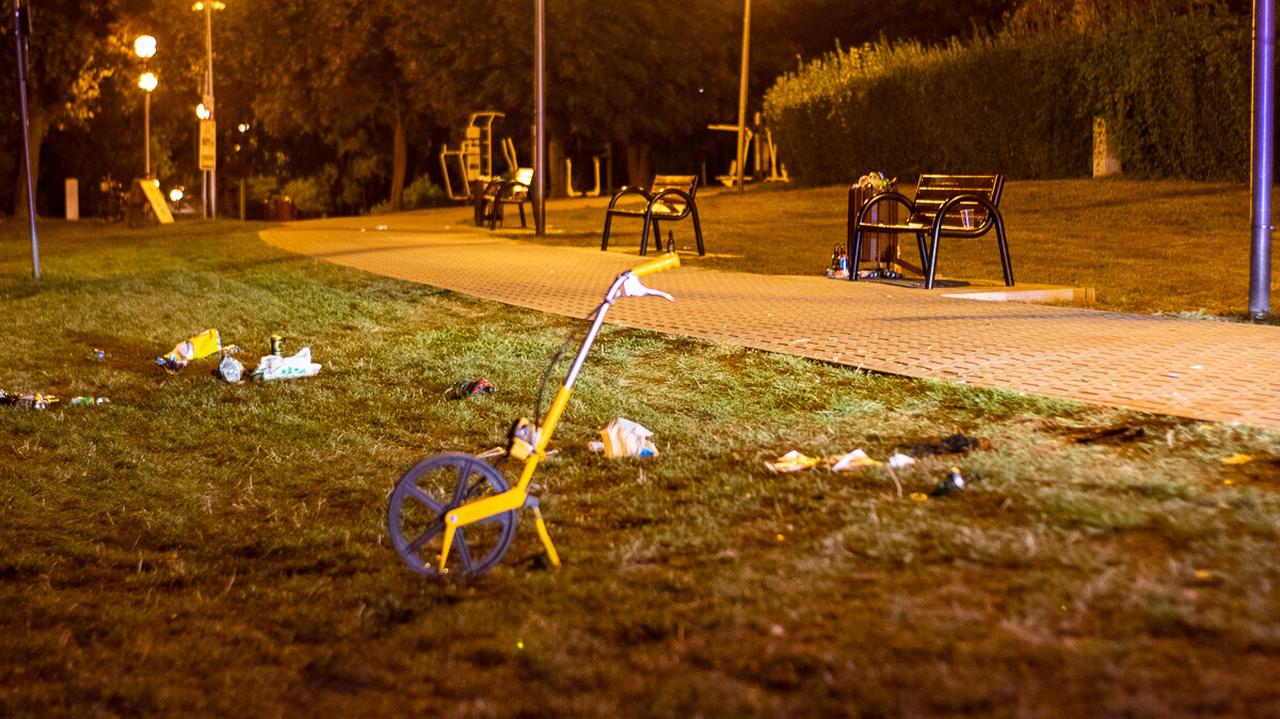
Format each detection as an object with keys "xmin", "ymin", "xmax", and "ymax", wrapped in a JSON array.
[
  {"xmin": 157, "ymin": 328, "xmax": 222, "ymax": 372},
  {"xmin": 1217, "ymin": 453, "xmax": 1253, "ymax": 465},
  {"xmin": 829, "ymin": 449, "xmax": 883, "ymax": 472},
  {"xmin": 765, "ymin": 450, "xmax": 820, "ymax": 473}
]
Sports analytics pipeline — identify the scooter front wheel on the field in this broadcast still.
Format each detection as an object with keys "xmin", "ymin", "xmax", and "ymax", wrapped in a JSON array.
[{"xmin": 387, "ymin": 452, "xmax": 518, "ymax": 577}]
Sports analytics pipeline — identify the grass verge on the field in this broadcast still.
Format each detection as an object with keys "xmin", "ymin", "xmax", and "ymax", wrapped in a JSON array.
[{"xmin": 1, "ymin": 220, "xmax": 1279, "ymax": 716}]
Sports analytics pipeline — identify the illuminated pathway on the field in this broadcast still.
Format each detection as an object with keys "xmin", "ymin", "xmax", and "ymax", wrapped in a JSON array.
[{"xmin": 263, "ymin": 213, "xmax": 1280, "ymax": 430}]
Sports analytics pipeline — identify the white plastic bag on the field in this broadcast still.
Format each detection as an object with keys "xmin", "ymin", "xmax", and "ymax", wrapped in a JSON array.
[
  {"xmin": 252, "ymin": 346, "xmax": 322, "ymax": 381},
  {"xmin": 593, "ymin": 417, "xmax": 657, "ymax": 458}
]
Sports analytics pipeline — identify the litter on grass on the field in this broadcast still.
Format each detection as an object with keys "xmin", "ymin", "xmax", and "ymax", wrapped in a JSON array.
[
  {"xmin": 89, "ymin": 348, "xmax": 111, "ymax": 361},
  {"xmin": 156, "ymin": 328, "xmax": 222, "ymax": 372},
  {"xmin": 766, "ymin": 450, "xmax": 820, "ymax": 473},
  {"xmin": 830, "ymin": 449, "xmax": 883, "ymax": 472},
  {"xmin": 251, "ymin": 346, "xmax": 322, "ymax": 381},
  {"xmin": 909, "ymin": 434, "xmax": 989, "ymax": 456},
  {"xmin": 446, "ymin": 379, "xmax": 496, "ymax": 399},
  {"xmin": 67, "ymin": 396, "xmax": 109, "ymax": 406},
  {"xmin": 592, "ymin": 417, "xmax": 657, "ymax": 458},
  {"xmin": 929, "ymin": 467, "xmax": 966, "ymax": 497},
  {"xmin": 218, "ymin": 355, "xmax": 245, "ymax": 383},
  {"xmin": 0, "ymin": 390, "xmax": 59, "ymax": 409},
  {"xmin": 1218, "ymin": 453, "xmax": 1253, "ymax": 465},
  {"xmin": 887, "ymin": 453, "xmax": 916, "ymax": 469}
]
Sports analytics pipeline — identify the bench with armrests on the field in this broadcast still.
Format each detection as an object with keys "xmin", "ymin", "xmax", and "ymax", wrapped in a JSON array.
[
  {"xmin": 601, "ymin": 174, "xmax": 705, "ymax": 256},
  {"xmin": 474, "ymin": 168, "xmax": 535, "ymax": 230},
  {"xmin": 849, "ymin": 174, "xmax": 1013, "ymax": 289}
]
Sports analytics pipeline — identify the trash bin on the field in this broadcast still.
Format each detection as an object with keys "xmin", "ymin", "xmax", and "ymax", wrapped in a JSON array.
[
  {"xmin": 849, "ymin": 183, "xmax": 901, "ymax": 270},
  {"xmin": 265, "ymin": 195, "xmax": 296, "ymax": 221}
]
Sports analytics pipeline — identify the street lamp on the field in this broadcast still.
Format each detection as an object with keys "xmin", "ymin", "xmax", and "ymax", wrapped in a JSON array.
[
  {"xmin": 192, "ymin": 1, "xmax": 224, "ymax": 219},
  {"xmin": 135, "ymin": 35, "xmax": 158, "ymax": 178}
]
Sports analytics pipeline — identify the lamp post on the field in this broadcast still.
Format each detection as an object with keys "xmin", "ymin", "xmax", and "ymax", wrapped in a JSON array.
[
  {"xmin": 533, "ymin": 0, "xmax": 546, "ymax": 235},
  {"xmin": 14, "ymin": 0, "xmax": 39, "ymax": 279},
  {"xmin": 193, "ymin": 1, "xmax": 224, "ymax": 219},
  {"xmin": 735, "ymin": 0, "xmax": 751, "ymax": 193},
  {"xmin": 134, "ymin": 35, "xmax": 157, "ymax": 178}
]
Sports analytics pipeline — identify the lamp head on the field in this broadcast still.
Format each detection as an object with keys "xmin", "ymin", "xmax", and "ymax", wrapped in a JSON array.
[{"xmin": 133, "ymin": 35, "xmax": 157, "ymax": 60}]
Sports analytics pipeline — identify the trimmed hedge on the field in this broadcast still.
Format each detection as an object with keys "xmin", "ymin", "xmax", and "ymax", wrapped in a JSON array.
[{"xmin": 764, "ymin": 19, "xmax": 1250, "ymax": 183}]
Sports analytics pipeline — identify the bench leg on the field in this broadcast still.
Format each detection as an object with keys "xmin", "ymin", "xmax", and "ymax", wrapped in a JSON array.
[
  {"xmin": 518, "ymin": 202, "xmax": 527, "ymax": 229},
  {"xmin": 849, "ymin": 227, "xmax": 864, "ymax": 281},
  {"xmin": 652, "ymin": 220, "xmax": 661, "ymax": 251},
  {"xmin": 601, "ymin": 212, "xmax": 614, "ymax": 251},
  {"xmin": 691, "ymin": 205, "xmax": 705, "ymax": 256},
  {"xmin": 916, "ymin": 233, "xmax": 929, "ymax": 277},
  {"xmin": 639, "ymin": 213, "xmax": 653, "ymax": 256},
  {"xmin": 994, "ymin": 215, "xmax": 1015, "ymax": 286},
  {"xmin": 926, "ymin": 231, "xmax": 942, "ymax": 290}
]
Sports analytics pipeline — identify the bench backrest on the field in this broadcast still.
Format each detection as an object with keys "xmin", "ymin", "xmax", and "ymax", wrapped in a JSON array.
[
  {"xmin": 651, "ymin": 174, "xmax": 699, "ymax": 198},
  {"xmin": 910, "ymin": 174, "xmax": 1003, "ymax": 227},
  {"xmin": 648, "ymin": 174, "xmax": 699, "ymax": 216}
]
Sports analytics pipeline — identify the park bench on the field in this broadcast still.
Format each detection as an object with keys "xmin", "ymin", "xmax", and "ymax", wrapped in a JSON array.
[
  {"xmin": 849, "ymin": 174, "xmax": 1014, "ymax": 289},
  {"xmin": 601, "ymin": 174, "xmax": 705, "ymax": 256},
  {"xmin": 475, "ymin": 168, "xmax": 534, "ymax": 230}
]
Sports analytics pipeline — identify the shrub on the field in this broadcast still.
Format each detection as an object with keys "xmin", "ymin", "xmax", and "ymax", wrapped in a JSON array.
[
  {"xmin": 282, "ymin": 174, "xmax": 334, "ymax": 217},
  {"xmin": 402, "ymin": 174, "xmax": 445, "ymax": 210},
  {"xmin": 764, "ymin": 18, "xmax": 1249, "ymax": 184}
]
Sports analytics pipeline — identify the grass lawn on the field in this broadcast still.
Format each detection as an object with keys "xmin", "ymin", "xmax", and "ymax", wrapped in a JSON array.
[
  {"xmin": 498, "ymin": 178, "xmax": 1278, "ymax": 319},
  {"xmin": 2, "ymin": 217, "xmax": 1280, "ymax": 716}
]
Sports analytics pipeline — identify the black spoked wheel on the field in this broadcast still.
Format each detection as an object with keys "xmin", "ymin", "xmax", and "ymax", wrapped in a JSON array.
[{"xmin": 388, "ymin": 452, "xmax": 518, "ymax": 577}]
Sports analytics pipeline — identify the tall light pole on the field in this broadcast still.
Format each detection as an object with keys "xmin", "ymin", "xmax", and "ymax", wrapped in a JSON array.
[
  {"xmin": 134, "ymin": 35, "xmax": 158, "ymax": 178},
  {"xmin": 14, "ymin": 0, "xmax": 39, "ymax": 279},
  {"xmin": 193, "ymin": 1, "xmax": 223, "ymax": 219},
  {"xmin": 1250, "ymin": 0, "xmax": 1275, "ymax": 320},
  {"xmin": 533, "ymin": 0, "xmax": 546, "ymax": 236},
  {"xmin": 735, "ymin": 0, "xmax": 751, "ymax": 193}
]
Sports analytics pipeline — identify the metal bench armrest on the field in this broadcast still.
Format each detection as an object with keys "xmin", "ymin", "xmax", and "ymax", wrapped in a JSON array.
[
  {"xmin": 854, "ymin": 190, "xmax": 915, "ymax": 228},
  {"xmin": 646, "ymin": 188, "xmax": 694, "ymax": 216},
  {"xmin": 607, "ymin": 186, "xmax": 651, "ymax": 211},
  {"xmin": 932, "ymin": 193, "xmax": 1000, "ymax": 235}
]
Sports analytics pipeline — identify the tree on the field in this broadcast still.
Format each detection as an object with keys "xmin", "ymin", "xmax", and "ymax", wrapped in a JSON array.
[{"xmin": 3, "ymin": 0, "xmax": 125, "ymax": 217}]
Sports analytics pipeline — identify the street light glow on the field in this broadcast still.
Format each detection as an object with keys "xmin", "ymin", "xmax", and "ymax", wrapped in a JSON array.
[
  {"xmin": 191, "ymin": 1, "xmax": 226, "ymax": 11},
  {"xmin": 133, "ymin": 35, "xmax": 157, "ymax": 59},
  {"xmin": 196, "ymin": 103, "xmax": 211, "ymax": 120},
  {"xmin": 138, "ymin": 71, "xmax": 158, "ymax": 92},
  {"xmin": 237, "ymin": 122, "xmax": 250, "ymax": 133},
  {"xmin": 169, "ymin": 187, "xmax": 185, "ymax": 202}
]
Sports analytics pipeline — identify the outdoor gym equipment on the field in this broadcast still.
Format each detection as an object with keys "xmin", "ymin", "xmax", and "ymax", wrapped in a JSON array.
[
  {"xmin": 708, "ymin": 111, "xmax": 789, "ymax": 187},
  {"xmin": 438, "ymin": 111, "xmax": 520, "ymax": 201},
  {"xmin": 564, "ymin": 156, "xmax": 602, "ymax": 197},
  {"xmin": 387, "ymin": 252, "xmax": 682, "ymax": 577}
]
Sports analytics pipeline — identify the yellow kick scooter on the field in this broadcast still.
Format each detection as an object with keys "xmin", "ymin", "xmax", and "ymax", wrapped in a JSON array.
[{"xmin": 388, "ymin": 252, "xmax": 681, "ymax": 576}]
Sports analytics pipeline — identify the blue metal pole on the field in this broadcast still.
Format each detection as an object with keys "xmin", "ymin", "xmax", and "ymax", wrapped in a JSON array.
[
  {"xmin": 14, "ymin": 0, "xmax": 40, "ymax": 280},
  {"xmin": 1250, "ymin": 0, "xmax": 1274, "ymax": 319}
]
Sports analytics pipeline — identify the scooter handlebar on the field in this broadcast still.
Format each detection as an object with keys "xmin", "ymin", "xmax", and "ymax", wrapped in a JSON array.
[{"xmin": 630, "ymin": 252, "xmax": 680, "ymax": 277}]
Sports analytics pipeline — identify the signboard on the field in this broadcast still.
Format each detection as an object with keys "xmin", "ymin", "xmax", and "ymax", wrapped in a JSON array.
[
  {"xmin": 132, "ymin": 178, "xmax": 174, "ymax": 224},
  {"xmin": 199, "ymin": 119, "xmax": 217, "ymax": 170}
]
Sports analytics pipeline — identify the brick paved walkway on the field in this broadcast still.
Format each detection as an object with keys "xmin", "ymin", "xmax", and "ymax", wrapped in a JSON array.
[{"xmin": 262, "ymin": 215, "xmax": 1280, "ymax": 430}]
